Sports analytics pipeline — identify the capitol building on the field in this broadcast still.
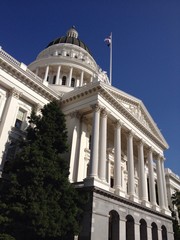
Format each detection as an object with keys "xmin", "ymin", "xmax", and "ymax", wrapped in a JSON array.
[{"xmin": 0, "ymin": 27, "xmax": 179, "ymax": 240}]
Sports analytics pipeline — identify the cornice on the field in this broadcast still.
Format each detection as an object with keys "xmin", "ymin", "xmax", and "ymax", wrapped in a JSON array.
[
  {"xmin": 75, "ymin": 184, "xmax": 173, "ymax": 221},
  {"xmin": 61, "ymin": 81, "xmax": 168, "ymax": 149},
  {"xmin": 99, "ymin": 83, "xmax": 168, "ymax": 149},
  {"xmin": 61, "ymin": 81, "xmax": 101, "ymax": 103},
  {"xmin": 0, "ymin": 48, "xmax": 59, "ymax": 102}
]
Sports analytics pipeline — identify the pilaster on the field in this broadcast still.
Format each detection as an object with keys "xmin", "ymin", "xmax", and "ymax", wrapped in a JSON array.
[{"xmin": 0, "ymin": 88, "xmax": 22, "ymax": 169}]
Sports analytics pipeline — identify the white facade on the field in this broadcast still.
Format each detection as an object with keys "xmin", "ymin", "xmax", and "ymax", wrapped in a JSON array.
[{"xmin": 0, "ymin": 27, "xmax": 179, "ymax": 240}]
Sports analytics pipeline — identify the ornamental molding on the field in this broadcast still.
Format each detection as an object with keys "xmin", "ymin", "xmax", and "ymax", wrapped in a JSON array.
[
  {"xmin": 101, "ymin": 108, "xmax": 108, "ymax": 117},
  {"xmin": 8, "ymin": 88, "xmax": 22, "ymax": 99},
  {"xmin": 33, "ymin": 103, "xmax": 42, "ymax": 113},
  {"xmin": 69, "ymin": 110, "xmax": 82, "ymax": 119},
  {"xmin": 106, "ymin": 88, "xmax": 153, "ymax": 132},
  {"xmin": 61, "ymin": 81, "xmax": 168, "ymax": 149},
  {"xmin": 99, "ymin": 83, "xmax": 168, "ymax": 149},
  {"xmin": 91, "ymin": 103, "xmax": 101, "ymax": 112},
  {"xmin": 0, "ymin": 48, "xmax": 59, "ymax": 102},
  {"xmin": 113, "ymin": 119, "xmax": 124, "ymax": 129}
]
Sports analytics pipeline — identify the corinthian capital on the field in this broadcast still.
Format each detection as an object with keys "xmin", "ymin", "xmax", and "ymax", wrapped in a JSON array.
[
  {"xmin": 101, "ymin": 108, "xmax": 108, "ymax": 118},
  {"xmin": 113, "ymin": 119, "xmax": 123, "ymax": 129},
  {"xmin": 91, "ymin": 103, "xmax": 101, "ymax": 112},
  {"xmin": 69, "ymin": 110, "xmax": 82, "ymax": 119},
  {"xmin": 8, "ymin": 88, "xmax": 22, "ymax": 99}
]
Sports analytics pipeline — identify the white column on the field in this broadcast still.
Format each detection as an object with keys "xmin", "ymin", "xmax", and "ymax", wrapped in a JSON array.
[
  {"xmin": 156, "ymin": 155, "xmax": 165, "ymax": 210},
  {"xmin": 99, "ymin": 109, "xmax": 107, "ymax": 181},
  {"xmin": 134, "ymin": 222, "xmax": 140, "ymax": 240},
  {"xmin": 158, "ymin": 227, "xmax": 162, "ymax": 240},
  {"xmin": 147, "ymin": 225, "xmax": 152, "ymax": 240},
  {"xmin": 80, "ymin": 71, "xmax": 84, "ymax": 86},
  {"xmin": 56, "ymin": 65, "xmax": 61, "ymax": 84},
  {"xmin": 68, "ymin": 67, "xmax": 73, "ymax": 87},
  {"xmin": 160, "ymin": 157, "xmax": 169, "ymax": 209},
  {"xmin": 147, "ymin": 148, "xmax": 157, "ymax": 206},
  {"xmin": 69, "ymin": 111, "xmax": 81, "ymax": 182},
  {"xmin": 127, "ymin": 131, "xmax": 135, "ymax": 199},
  {"xmin": 138, "ymin": 140, "xmax": 148, "ymax": 203},
  {"xmin": 77, "ymin": 119, "xmax": 87, "ymax": 181},
  {"xmin": 0, "ymin": 89, "xmax": 21, "ymax": 169},
  {"xmin": 120, "ymin": 218, "xmax": 126, "ymax": 239},
  {"xmin": 114, "ymin": 120, "xmax": 122, "ymax": 192},
  {"xmin": 43, "ymin": 65, "xmax": 49, "ymax": 82},
  {"xmin": 89, "ymin": 104, "xmax": 100, "ymax": 178}
]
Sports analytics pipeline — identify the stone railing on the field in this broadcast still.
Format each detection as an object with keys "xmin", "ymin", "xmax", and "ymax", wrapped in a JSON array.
[
  {"xmin": 0, "ymin": 47, "xmax": 20, "ymax": 66},
  {"xmin": 165, "ymin": 168, "xmax": 180, "ymax": 180},
  {"xmin": 0, "ymin": 47, "xmax": 44, "ymax": 84},
  {"xmin": 26, "ymin": 68, "xmax": 43, "ymax": 83}
]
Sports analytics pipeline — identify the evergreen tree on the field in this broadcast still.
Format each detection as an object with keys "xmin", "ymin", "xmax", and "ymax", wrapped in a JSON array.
[
  {"xmin": 0, "ymin": 101, "xmax": 82, "ymax": 240},
  {"xmin": 171, "ymin": 191, "xmax": 180, "ymax": 240},
  {"xmin": 172, "ymin": 191, "xmax": 180, "ymax": 217}
]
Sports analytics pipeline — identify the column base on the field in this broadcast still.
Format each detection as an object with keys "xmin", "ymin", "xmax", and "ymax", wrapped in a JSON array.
[
  {"xmin": 84, "ymin": 176, "xmax": 109, "ymax": 191},
  {"xmin": 115, "ymin": 187, "xmax": 126, "ymax": 197},
  {"xmin": 152, "ymin": 204, "xmax": 160, "ymax": 212},
  {"xmin": 161, "ymin": 208, "xmax": 172, "ymax": 216},
  {"xmin": 129, "ymin": 194, "xmax": 139, "ymax": 203},
  {"xmin": 43, "ymin": 81, "xmax": 48, "ymax": 86},
  {"xmin": 141, "ymin": 200, "xmax": 151, "ymax": 207}
]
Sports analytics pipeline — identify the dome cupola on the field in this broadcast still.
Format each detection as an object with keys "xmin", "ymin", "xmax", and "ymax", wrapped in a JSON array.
[
  {"xmin": 66, "ymin": 26, "xmax": 78, "ymax": 38},
  {"xmin": 28, "ymin": 26, "xmax": 110, "ymax": 95},
  {"xmin": 46, "ymin": 26, "xmax": 91, "ymax": 55}
]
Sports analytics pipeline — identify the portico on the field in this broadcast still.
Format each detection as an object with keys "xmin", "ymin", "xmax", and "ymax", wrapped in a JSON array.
[{"xmin": 63, "ymin": 87, "xmax": 170, "ymax": 215}]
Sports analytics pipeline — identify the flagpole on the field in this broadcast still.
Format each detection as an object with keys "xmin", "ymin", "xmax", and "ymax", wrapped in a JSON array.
[{"xmin": 109, "ymin": 32, "xmax": 112, "ymax": 85}]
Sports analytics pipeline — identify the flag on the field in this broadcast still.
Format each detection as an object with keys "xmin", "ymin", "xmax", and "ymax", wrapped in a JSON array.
[{"xmin": 104, "ymin": 35, "xmax": 111, "ymax": 47}]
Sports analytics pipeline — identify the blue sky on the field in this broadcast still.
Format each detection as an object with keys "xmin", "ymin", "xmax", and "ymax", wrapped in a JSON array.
[{"xmin": 0, "ymin": 0, "xmax": 180, "ymax": 175}]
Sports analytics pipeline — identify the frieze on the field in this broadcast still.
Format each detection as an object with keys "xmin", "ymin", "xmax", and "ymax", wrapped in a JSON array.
[{"xmin": 101, "ymin": 83, "xmax": 168, "ymax": 148}]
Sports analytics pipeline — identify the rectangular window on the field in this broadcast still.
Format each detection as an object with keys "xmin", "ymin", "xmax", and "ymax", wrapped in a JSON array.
[{"xmin": 15, "ymin": 109, "xmax": 25, "ymax": 129}]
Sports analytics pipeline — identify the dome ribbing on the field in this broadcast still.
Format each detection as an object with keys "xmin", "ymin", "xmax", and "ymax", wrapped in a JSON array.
[{"xmin": 46, "ymin": 26, "xmax": 91, "ymax": 55}]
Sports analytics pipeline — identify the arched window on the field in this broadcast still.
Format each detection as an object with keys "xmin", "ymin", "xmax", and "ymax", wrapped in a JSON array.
[
  {"xmin": 53, "ymin": 76, "xmax": 56, "ymax": 84},
  {"xmin": 126, "ymin": 215, "xmax": 135, "ymax": 240},
  {"xmin": 151, "ymin": 222, "xmax": 158, "ymax": 240},
  {"xmin": 140, "ymin": 219, "xmax": 147, "ymax": 240},
  {"xmin": 62, "ymin": 76, "xmax": 66, "ymax": 85},
  {"xmin": 108, "ymin": 210, "xmax": 119, "ymax": 240},
  {"xmin": 71, "ymin": 78, "xmax": 75, "ymax": 87},
  {"xmin": 161, "ymin": 225, "xmax": 167, "ymax": 240}
]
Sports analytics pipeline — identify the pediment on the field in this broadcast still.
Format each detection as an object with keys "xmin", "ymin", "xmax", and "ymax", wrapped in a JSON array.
[{"xmin": 100, "ymin": 83, "xmax": 168, "ymax": 147}]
